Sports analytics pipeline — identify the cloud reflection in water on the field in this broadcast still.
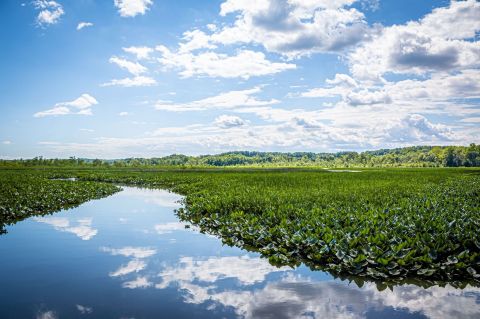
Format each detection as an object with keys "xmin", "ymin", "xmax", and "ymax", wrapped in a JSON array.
[{"xmin": 34, "ymin": 217, "xmax": 97, "ymax": 240}]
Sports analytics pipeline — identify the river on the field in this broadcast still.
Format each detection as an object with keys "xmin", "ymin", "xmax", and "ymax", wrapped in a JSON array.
[{"xmin": 1, "ymin": 187, "xmax": 479, "ymax": 319}]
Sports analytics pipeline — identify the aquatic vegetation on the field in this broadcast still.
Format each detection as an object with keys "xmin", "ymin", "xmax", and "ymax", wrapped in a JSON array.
[
  {"xmin": 69, "ymin": 167, "xmax": 480, "ymax": 282},
  {"xmin": 1, "ymin": 167, "xmax": 479, "ymax": 282},
  {"xmin": 0, "ymin": 170, "xmax": 120, "ymax": 234}
]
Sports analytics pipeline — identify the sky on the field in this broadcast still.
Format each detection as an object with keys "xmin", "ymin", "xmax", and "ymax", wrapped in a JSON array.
[{"xmin": 0, "ymin": 0, "xmax": 479, "ymax": 159}]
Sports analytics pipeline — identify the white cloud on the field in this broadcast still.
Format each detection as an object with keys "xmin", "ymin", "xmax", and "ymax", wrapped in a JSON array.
[
  {"xmin": 156, "ymin": 46, "xmax": 296, "ymax": 79},
  {"xmin": 61, "ymin": 94, "xmax": 98, "ymax": 109},
  {"xmin": 179, "ymin": 30, "xmax": 218, "ymax": 53},
  {"xmin": 300, "ymin": 80, "xmax": 392, "ymax": 107},
  {"xmin": 105, "ymin": 56, "xmax": 156, "ymax": 86},
  {"xmin": 214, "ymin": 115, "xmax": 247, "ymax": 128},
  {"xmin": 100, "ymin": 246, "xmax": 157, "ymax": 259},
  {"xmin": 36, "ymin": 310, "xmax": 57, "ymax": 319},
  {"xmin": 301, "ymin": 69, "xmax": 480, "ymax": 112},
  {"xmin": 102, "ymin": 76, "xmax": 157, "ymax": 87},
  {"xmin": 171, "ymin": 273, "xmax": 480, "ymax": 319},
  {"xmin": 386, "ymin": 114, "xmax": 454, "ymax": 142},
  {"xmin": 34, "ymin": 217, "xmax": 98, "ymax": 240},
  {"xmin": 2, "ymin": 140, "xmax": 12, "ymax": 145},
  {"xmin": 76, "ymin": 22, "xmax": 93, "ymax": 30},
  {"xmin": 114, "ymin": 0, "xmax": 153, "ymax": 17},
  {"xmin": 154, "ymin": 222, "xmax": 195, "ymax": 234},
  {"xmin": 117, "ymin": 187, "xmax": 183, "ymax": 208},
  {"xmin": 110, "ymin": 259, "xmax": 147, "ymax": 277},
  {"xmin": 206, "ymin": 23, "xmax": 217, "ymax": 32},
  {"xmin": 109, "ymin": 56, "xmax": 148, "ymax": 75},
  {"xmin": 36, "ymin": 109, "xmax": 471, "ymax": 159},
  {"xmin": 210, "ymin": 0, "xmax": 368, "ymax": 58},
  {"xmin": 119, "ymin": 112, "xmax": 129, "ymax": 116},
  {"xmin": 345, "ymin": 89, "xmax": 392, "ymax": 106},
  {"xmin": 76, "ymin": 305, "xmax": 93, "ymax": 315},
  {"xmin": 123, "ymin": 46, "xmax": 154, "ymax": 59},
  {"xmin": 349, "ymin": 0, "xmax": 480, "ymax": 79},
  {"xmin": 154, "ymin": 87, "xmax": 279, "ymax": 111},
  {"xmin": 34, "ymin": 94, "xmax": 98, "ymax": 118},
  {"xmin": 461, "ymin": 117, "xmax": 480, "ymax": 123},
  {"xmin": 122, "ymin": 276, "xmax": 152, "ymax": 289},
  {"xmin": 34, "ymin": 0, "xmax": 64, "ymax": 26},
  {"xmin": 383, "ymin": 69, "xmax": 480, "ymax": 102},
  {"xmin": 156, "ymin": 255, "xmax": 288, "ymax": 290}
]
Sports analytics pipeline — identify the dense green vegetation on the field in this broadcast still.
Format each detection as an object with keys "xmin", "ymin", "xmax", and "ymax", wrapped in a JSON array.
[
  {"xmin": 0, "ymin": 170, "xmax": 120, "ymax": 234},
  {"xmin": 1, "ymin": 167, "xmax": 479, "ymax": 284},
  {"xmin": 60, "ymin": 167, "xmax": 480, "ymax": 283},
  {"xmin": 1, "ymin": 144, "xmax": 480, "ymax": 168}
]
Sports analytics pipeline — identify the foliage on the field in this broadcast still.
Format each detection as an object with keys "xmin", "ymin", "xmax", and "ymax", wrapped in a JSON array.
[
  {"xmin": 1, "ymin": 167, "xmax": 479, "ymax": 283},
  {"xmin": 66, "ymin": 167, "xmax": 480, "ymax": 282},
  {"xmin": 0, "ymin": 170, "xmax": 120, "ymax": 234},
  {"xmin": 1, "ymin": 144, "xmax": 480, "ymax": 168}
]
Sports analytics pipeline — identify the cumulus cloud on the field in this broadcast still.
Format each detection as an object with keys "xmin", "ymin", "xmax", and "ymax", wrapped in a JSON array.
[
  {"xmin": 2, "ymin": 140, "xmax": 12, "ymax": 145},
  {"xmin": 214, "ymin": 115, "xmax": 247, "ymax": 128},
  {"xmin": 34, "ymin": 0, "xmax": 64, "ymax": 26},
  {"xmin": 123, "ymin": 46, "xmax": 154, "ymax": 59},
  {"xmin": 156, "ymin": 255, "xmax": 288, "ymax": 290},
  {"xmin": 151, "ymin": 253, "xmax": 480, "ymax": 319},
  {"xmin": 34, "ymin": 217, "xmax": 98, "ymax": 240},
  {"xmin": 301, "ymin": 73, "xmax": 391, "ymax": 106},
  {"xmin": 102, "ymin": 76, "xmax": 157, "ymax": 87},
  {"xmin": 154, "ymin": 87, "xmax": 279, "ymax": 112},
  {"xmin": 345, "ymin": 89, "xmax": 392, "ymax": 106},
  {"xmin": 461, "ymin": 117, "xmax": 480, "ymax": 124},
  {"xmin": 386, "ymin": 114, "xmax": 454, "ymax": 143},
  {"xmin": 122, "ymin": 276, "xmax": 152, "ymax": 289},
  {"xmin": 173, "ymin": 273, "xmax": 480, "ymax": 319},
  {"xmin": 349, "ymin": 0, "xmax": 480, "ymax": 79},
  {"xmin": 100, "ymin": 246, "xmax": 157, "ymax": 259},
  {"xmin": 156, "ymin": 46, "xmax": 296, "ymax": 79},
  {"xmin": 293, "ymin": 116, "xmax": 324, "ymax": 129},
  {"xmin": 117, "ymin": 187, "xmax": 183, "ymax": 207},
  {"xmin": 76, "ymin": 305, "xmax": 93, "ymax": 315},
  {"xmin": 179, "ymin": 30, "xmax": 218, "ymax": 53},
  {"xmin": 210, "ymin": 0, "xmax": 369, "ymax": 58},
  {"xmin": 103, "ymin": 56, "xmax": 157, "ymax": 87},
  {"xmin": 76, "ymin": 22, "xmax": 93, "ymax": 30},
  {"xmin": 110, "ymin": 259, "xmax": 147, "ymax": 277},
  {"xmin": 109, "ymin": 56, "xmax": 148, "ymax": 75},
  {"xmin": 154, "ymin": 222, "xmax": 197, "ymax": 234},
  {"xmin": 36, "ymin": 310, "xmax": 57, "ymax": 319},
  {"xmin": 34, "ymin": 94, "xmax": 98, "ymax": 118},
  {"xmin": 114, "ymin": 0, "xmax": 153, "ymax": 18}
]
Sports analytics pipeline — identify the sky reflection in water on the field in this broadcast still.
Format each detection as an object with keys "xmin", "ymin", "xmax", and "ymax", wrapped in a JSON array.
[{"xmin": 0, "ymin": 187, "xmax": 478, "ymax": 319}]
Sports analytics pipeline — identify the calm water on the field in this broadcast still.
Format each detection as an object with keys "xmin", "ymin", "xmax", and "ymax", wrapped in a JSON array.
[{"xmin": 1, "ymin": 187, "xmax": 479, "ymax": 319}]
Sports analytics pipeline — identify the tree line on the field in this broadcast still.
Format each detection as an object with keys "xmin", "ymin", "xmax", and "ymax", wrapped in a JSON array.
[{"xmin": 1, "ymin": 144, "xmax": 479, "ymax": 168}]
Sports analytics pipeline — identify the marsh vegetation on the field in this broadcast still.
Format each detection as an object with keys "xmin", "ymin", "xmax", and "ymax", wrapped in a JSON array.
[{"xmin": 1, "ymin": 167, "xmax": 479, "ymax": 283}]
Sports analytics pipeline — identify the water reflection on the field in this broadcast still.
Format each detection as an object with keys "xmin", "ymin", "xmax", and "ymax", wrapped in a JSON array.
[
  {"xmin": 37, "ymin": 310, "xmax": 57, "ymax": 319},
  {"xmin": 34, "ymin": 216, "xmax": 97, "ymax": 240},
  {"xmin": 76, "ymin": 304, "xmax": 93, "ymax": 314},
  {"xmin": 0, "ymin": 187, "xmax": 478, "ymax": 319}
]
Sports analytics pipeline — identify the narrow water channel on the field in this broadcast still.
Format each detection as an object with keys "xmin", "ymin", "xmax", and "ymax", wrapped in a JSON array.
[{"xmin": 0, "ymin": 187, "xmax": 479, "ymax": 319}]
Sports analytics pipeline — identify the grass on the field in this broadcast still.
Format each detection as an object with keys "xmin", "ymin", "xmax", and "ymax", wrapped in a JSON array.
[{"xmin": 1, "ymin": 167, "xmax": 479, "ymax": 283}]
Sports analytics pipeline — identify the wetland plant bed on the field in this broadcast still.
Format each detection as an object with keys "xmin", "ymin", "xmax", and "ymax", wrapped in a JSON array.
[
  {"xmin": 3, "ymin": 167, "xmax": 480, "ymax": 282},
  {"xmin": 0, "ymin": 170, "xmax": 121, "ymax": 233}
]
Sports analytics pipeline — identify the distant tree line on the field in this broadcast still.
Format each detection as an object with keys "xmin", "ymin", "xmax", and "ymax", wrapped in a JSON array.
[{"xmin": 1, "ymin": 144, "xmax": 480, "ymax": 168}]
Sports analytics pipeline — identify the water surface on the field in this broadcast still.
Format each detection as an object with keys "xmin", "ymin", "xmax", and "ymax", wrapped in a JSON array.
[{"xmin": 1, "ymin": 187, "xmax": 479, "ymax": 319}]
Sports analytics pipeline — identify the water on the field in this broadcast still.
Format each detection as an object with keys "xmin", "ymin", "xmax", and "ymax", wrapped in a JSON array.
[{"xmin": 1, "ymin": 187, "xmax": 479, "ymax": 319}]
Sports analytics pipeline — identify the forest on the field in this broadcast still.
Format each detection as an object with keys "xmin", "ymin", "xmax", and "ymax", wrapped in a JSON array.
[{"xmin": 1, "ymin": 144, "xmax": 479, "ymax": 168}]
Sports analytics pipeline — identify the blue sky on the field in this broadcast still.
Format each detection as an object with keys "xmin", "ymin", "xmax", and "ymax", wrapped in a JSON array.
[{"xmin": 0, "ymin": 0, "xmax": 479, "ymax": 158}]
